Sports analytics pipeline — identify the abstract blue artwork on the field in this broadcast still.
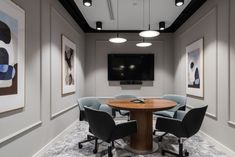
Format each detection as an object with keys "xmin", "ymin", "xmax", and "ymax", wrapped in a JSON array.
[{"xmin": 0, "ymin": 1, "xmax": 25, "ymax": 113}]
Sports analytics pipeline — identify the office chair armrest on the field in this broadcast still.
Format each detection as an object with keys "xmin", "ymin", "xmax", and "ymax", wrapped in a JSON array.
[
  {"xmin": 111, "ymin": 120, "xmax": 137, "ymax": 140},
  {"xmin": 156, "ymin": 117, "xmax": 183, "ymax": 134}
]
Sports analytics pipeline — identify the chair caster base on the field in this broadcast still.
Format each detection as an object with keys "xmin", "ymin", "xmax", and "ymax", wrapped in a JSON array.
[
  {"xmin": 93, "ymin": 149, "xmax": 97, "ymax": 154},
  {"xmin": 184, "ymin": 150, "xmax": 189, "ymax": 156},
  {"xmin": 162, "ymin": 149, "xmax": 190, "ymax": 157}
]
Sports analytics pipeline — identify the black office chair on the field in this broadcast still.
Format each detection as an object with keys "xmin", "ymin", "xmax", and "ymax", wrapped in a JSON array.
[
  {"xmin": 153, "ymin": 94, "xmax": 187, "ymax": 140},
  {"xmin": 155, "ymin": 105, "xmax": 208, "ymax": 157},
  {"xmin": 84, "ymin": 106, "xmax": 137, "ymax": 157},
  {"xmin": 77, "ymin": 97, "xmax": 101, "ymax": 153}
]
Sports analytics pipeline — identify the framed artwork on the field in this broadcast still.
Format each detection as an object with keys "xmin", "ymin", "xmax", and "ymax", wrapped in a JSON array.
[
  {"xmin": 186, "ymin": 38, "xmax": 204, "ymax": 97},
  {"xmin": 61, "ymin": 35, "xmax": 76, "ymax": 95},
  {"xmin": 0, "ymin": 1, "xmax": 25, "ymax": 113}
]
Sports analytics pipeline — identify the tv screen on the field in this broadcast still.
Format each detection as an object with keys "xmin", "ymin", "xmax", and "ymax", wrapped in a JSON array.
[{"xmin": 108, "ymin": 54, "xmax": 154, "ymax": 81}]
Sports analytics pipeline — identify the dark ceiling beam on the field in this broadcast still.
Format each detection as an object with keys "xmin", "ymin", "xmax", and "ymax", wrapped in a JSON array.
[
  {"xmin": 59, "ymin": 0, "xmax": 207, "ymax": 33},
  {"xmin": 165, "ymin": 0, "xmax": 207, "ymax": 32}
]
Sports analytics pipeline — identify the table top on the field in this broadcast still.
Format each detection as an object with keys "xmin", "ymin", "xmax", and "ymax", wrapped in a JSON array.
[{"xmin": 106, "ymin": 98, "xmax": 176, "ymax": 111}]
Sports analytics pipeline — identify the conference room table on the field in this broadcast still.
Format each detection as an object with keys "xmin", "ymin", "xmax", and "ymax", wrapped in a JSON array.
[{"xmin": 106, "ymin": 98, "xmax": 176, "ymax": 154}]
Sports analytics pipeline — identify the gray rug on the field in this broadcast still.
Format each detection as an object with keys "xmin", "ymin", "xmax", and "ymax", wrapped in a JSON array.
[{"xmin": 41, "ymin": 119, "xmax": 228, "ymax": 157}]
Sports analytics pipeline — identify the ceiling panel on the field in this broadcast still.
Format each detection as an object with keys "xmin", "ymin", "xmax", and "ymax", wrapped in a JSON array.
[{"xmin": 75, "ymin": 0, "xmax": 191, "ymax": 31}]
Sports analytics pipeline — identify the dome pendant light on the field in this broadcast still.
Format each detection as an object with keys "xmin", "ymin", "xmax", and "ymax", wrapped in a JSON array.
[
  {"xmin": 139, "ymin": 25, "xmax": 160, "ymax": 38},
  {"xmin": 109, "ymin": 0, "xmax": 127, "ymax": 43},
  {"xmin": 139, "ymin": 0, "xmax": 160, "ymax": 38},
  {"xmin": 109, "ymin": 33, "xmax": 127, "ymax": 43},
  {"xmin": 136, "ymin": 38, "xmax": 152, "ymax": 47}
]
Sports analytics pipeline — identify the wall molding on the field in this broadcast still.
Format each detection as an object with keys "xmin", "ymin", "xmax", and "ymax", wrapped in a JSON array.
[
  {"xmin": 51, "ymin": 103, "xmax": 78, "ymax": 119},
  {"xmin": 32, "ymin": 120, "xmax": 78, "ymax": 157},
  {"xmin": 0, "ymin": 121, "xmax": 42, "ymax": 145},
  {"xmin": 49, "ymin": 6, "xmax": 79, "ymax": 119},
  {"xmin": 228, "ymin": 0, "xmax": 235, "ymax": 127},
  {"xmin": 0, "ymin": 0, "xmax": 43, "ymax": 145},
  {"xmin": 199, "ymin": 130, "xmax": 235, "ymax": 157},
  {"xmin": 181, "ymin": 7, "xmax": 218, "ymax": 120}
]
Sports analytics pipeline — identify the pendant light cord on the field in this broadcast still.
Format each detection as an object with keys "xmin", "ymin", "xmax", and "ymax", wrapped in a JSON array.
[
  {"xmin": 149, "ymin": 0, "xmax": 150, "ymax": 30},
  {"xmin": 117, "ymin": 0, "xmax": 119, "ymax": 36},
  {"xmin": 142, "ymin": 0, "xmax": 145, "ymax": 30},
  {"xmin": 117, "ymin": 0, "xmax": 119, "ymax": 31}
]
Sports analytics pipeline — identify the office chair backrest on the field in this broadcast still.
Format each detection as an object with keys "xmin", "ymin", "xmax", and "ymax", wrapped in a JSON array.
[
  {"xmin": 162, "ymin": 94, "xmax": 187, "ymax": 111},
  {"xmin": 182, "ymin": 105, "xmax": 208, "ymax": 137},
  {"xmin": 78, "ymin": 97, "xmax": 101, "ymax": 121},
  {"xmin": 84, "ymin": 107, "xmax": 116, "ymax": 142},
  {"xmin": 115, "ymin": 94, "xmax": 137, "ymax": 99}
]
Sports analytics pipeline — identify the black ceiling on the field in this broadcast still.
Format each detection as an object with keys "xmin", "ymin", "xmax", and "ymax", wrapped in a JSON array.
[{"xmin": 59, "ymin": 0, "xmax": 207, "ymax": 33}]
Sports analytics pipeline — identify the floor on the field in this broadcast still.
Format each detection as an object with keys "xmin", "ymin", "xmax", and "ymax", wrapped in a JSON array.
[{"xmin": 40, "ymin": 119, "xmax": 228, "ymax": 157}]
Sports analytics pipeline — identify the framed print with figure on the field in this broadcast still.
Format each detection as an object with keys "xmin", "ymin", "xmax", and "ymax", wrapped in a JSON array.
[
  {"xmin": 0, "ymin": 1, "xmax": 25, "ymax": 113},
  {"xmin": 61, "ymin": 35, "xmax": 76, "ymax": 95},
  {"xmin": 186, "ymin": 38, "xmax": 204, "ymax": 97}
]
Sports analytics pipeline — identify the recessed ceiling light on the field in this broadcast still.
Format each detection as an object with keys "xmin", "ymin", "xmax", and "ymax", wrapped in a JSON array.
[
  {"xmin": 96, "ymin": 21, "xmax": 102, "ymax": 30},
  {"xmin": 175, "ymin": 0, "xmax": 184, "ymax": 7},
  {"xmin": 159, "ymin": 21, "xmax": 165, "ymax": 31},
  {"xmin": 83, "ymin": 0, "xmax": 92, "ymax": 7}
]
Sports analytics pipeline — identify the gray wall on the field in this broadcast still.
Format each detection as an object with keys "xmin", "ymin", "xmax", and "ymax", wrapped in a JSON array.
[
  {"xmin": 0, "ymin": 0, "xmax": 85, "ymax": 157},
  {"xmin": 173, "ymin": 0, "xmax": 235, "ymax": 152},
  {"xmin": 85, "ymin": 33, "xmax": 174, "ymax": 97}
]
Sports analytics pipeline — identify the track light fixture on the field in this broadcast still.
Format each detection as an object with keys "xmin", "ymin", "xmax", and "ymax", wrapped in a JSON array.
[
  {"xmin": 83, "ymin": 0, "xmax": 92, "ymax": 7},
  {"xmin": 96, "ymin": 21, "xmax": 102, "ymax": 30},
  {"xmin": 159, "ymin": 21, "xmax": 165, "ymax": 31},
  {"xmin": 175, "ymin": 0, "xmax": 184, "ymax": 7}
]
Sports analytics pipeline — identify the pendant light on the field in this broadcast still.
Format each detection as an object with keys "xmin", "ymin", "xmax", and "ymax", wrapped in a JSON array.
[
  {"xmin": 139, "ymin": 0, "xmax": 160, "ymax": 38},
  {"xmin": 109, "ymin": 0, "xmax": 127, "ymax": 43},
  {"xmin": 136, "ymin": 38, "xmax": 152, "ymax": 47}
]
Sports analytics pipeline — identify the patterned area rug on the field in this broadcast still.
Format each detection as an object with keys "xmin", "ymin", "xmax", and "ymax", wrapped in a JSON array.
[{"xmin": 41, "ymin": 120, "xmax": 228, "ymax": 157}]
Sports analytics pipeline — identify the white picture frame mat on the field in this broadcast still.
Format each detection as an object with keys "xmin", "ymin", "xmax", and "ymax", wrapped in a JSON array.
[
  {"xmin": 186, "ymin": 38, "xmax": 204, "ymax": 97},
  {"xmin": 62, "ymin": 35, "xmax": 76, "ymax": 94}
]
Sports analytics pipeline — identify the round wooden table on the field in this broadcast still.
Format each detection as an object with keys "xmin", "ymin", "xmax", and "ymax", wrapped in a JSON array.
[{"xmin": 106, "ymin": 98, "xmax": 176, "ymax": 154}]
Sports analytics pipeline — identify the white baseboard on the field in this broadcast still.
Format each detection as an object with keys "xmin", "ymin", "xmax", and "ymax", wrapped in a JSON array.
[
  {"xmin": 32, "ymin": 120, "xmax": 79, "ymax": 157},
  {"xmin": 199, "ymin": 130, "xmax": 235, "ymax": 157}
]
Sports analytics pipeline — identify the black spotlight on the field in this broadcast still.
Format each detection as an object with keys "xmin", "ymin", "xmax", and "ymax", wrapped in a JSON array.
[
  {"xmin": 96, "ymin": 21, "xmax": 102, "ymax": 30},
  {"xmin": 83, "ymin": 0, "xmax": 92, "ymax": 7},
  {"xmin": 175, "ymin": 0, "xmax": 184, "ymax": 7},
  {"xmin": 159, "ymin": 21, "xmax": 165, "ymax": 31}
]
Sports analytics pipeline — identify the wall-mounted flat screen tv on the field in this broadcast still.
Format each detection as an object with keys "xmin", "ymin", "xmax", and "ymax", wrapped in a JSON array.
[{"xmin": 108, "ymin": 54, "xmax": 154, "ymax": 81}]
